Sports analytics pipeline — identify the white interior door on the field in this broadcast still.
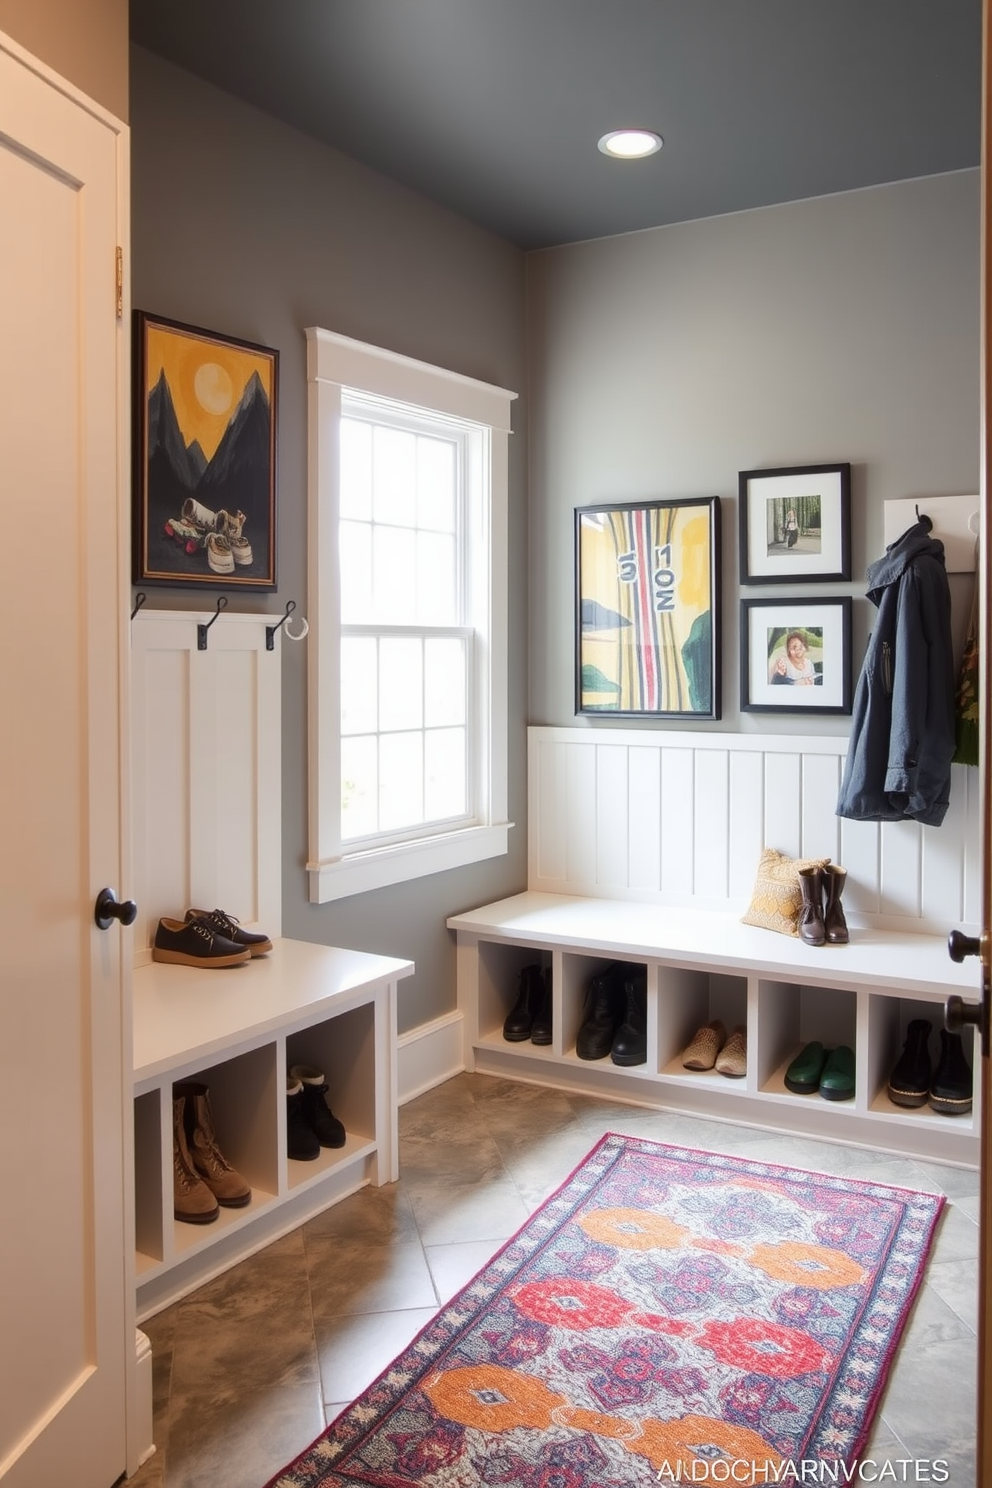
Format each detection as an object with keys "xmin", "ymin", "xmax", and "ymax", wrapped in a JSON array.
[{"xmin": 0, "ymin": 34, "xmax": 131, "ymax": 1488}]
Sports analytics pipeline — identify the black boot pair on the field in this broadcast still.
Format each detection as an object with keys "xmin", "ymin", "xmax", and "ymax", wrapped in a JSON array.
[
  {"xmin": 286, "ymin": 1065, "xmax": 346, "ymax": 1160},
  {"xmin": 887, "ymin": 1020, "xmax": 973, "ymax": 1115},
  {"xmin": 503, "ymin": 964, "xmax": 552, "ymax": 1045},
  {"xmin": 576, "ymin": 963, "xmax": 647, "ymax": 1066},
  {"xmin": 797, "ymin": 865, "xmax": 849, "ymax": 947}
]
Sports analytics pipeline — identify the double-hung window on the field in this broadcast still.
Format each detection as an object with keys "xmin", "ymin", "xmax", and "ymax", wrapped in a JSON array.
[{"xmin": 305, "ymin": 328, "xmax": 515, "ymax": 902}]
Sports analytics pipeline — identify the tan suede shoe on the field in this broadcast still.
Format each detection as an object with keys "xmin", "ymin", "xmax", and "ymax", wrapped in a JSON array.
[
  {"xmin": 682, "ymin": 1019, "xmax": 726, "ymax": 1071},
  {"xmin": 715, "ymin": 1025, "xmax": 748, "ymax": 1079}
]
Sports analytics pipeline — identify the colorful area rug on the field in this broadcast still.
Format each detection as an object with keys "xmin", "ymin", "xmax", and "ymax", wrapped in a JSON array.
[{"xmin": 268, "ymin": 1135, "xmax": 944, "ymax": 1487}]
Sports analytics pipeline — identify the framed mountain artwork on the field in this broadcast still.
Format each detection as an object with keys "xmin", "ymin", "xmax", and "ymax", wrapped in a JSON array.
[
  {"xmin": 575, "ymin": 497, "xmax": 721, "ymax": 718},
  {"xmin": 133, "ymin": 312, "xmax": 278, "ymax": 587}
]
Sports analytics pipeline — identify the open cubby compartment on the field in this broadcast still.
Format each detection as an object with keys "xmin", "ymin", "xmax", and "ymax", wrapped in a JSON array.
[
  {"xmin": 285, "ymin": 1001, "xmax": 378, "ymax": 1189},
  {"xmin": 756, "ymin": 979, "xmax": 858, "ymax": 1101},
  {"xmin": 866, "ymin": 992, "xmax": 978, "ymax": 1128},
  {"xmin": 171, "ymin": 1042, "xmax": 281, "ymax": 1258},
  {"xmin": 133, "ymin": 1090, "xmax": 164, "ymax": 1273},
  {"xmin": 475, "ymin": 939, "xmax": 552, "ymax": 1047},
  {"xmin": 658, "ymin": 965, "xmax": 749, "ymax": 1083},
  {"xmin": 558, "ymin": 951, "xmax": 650, "ymax": 1065}
]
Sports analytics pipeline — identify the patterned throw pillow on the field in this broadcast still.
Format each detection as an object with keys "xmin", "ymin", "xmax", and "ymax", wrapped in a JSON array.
[{"xmin": 741, "ymin": 847, "xmax": 831, "ymax": 937}]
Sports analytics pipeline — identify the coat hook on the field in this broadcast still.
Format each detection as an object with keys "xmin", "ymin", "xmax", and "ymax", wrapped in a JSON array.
[
  {"xmin": 197, "ymin": 595, "xmax": 228, "ymax": 650},
  {"xmin": 266, "ymin": 600, "xmax": 298, "ymax": 650},
  {"xmin": 915, "ymin": 502, "xmax": 933, "ymax": 533},
  {"xmin": 130, "ymin": 591, "xmax": 147, "ymax": 621}
]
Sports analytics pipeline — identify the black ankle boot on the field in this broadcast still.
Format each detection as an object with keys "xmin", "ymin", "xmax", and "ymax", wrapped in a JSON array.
[
  {"xmin": 929, "ymin": 1030, "xmax": 973, "ymax": 1115},
  {"xmin": 611, "ymin": 972, "xmax": 647, "ymax": 1066},
  {"xmin": 797, "ymin": 868, "xmax": 825, "ymax": 946},
  {"xmin": 886, "ymin": 1019, "xmax": 932, "ymax": 1108},
  {"xmin": 530, "ymin": 965, "xmax": 553, "ymax": 1046},
  {"xmin": 503, "ymin": 964, "xmax": 542, "ymax": 1041},
  {"xmin": 576, "ymin": 964, "xmax": 626, "ymax": 1060}
]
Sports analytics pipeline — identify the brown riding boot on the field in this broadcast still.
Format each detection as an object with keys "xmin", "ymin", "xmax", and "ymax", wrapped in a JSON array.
[
  {"xmin": 176, "ymin": 1082, "xmax": 251, "ymax": 1208},
  {"xmin": 797, "ymin": 867, "xmax": 826, "ymax": 946},
  {"xmin": 822, "ymin": 864, "xmax": 849, "ymax": 944},
  {"xmin": 173, "ymin": 1096, "xmax": 219, "ymax": 1224}
]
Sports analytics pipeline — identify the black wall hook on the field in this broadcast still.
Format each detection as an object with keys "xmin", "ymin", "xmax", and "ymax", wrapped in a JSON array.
[
  {"xmin": 266, "ymin": 600, "xmax": 296, "ymax": 651},
  {"xmin": 197, "ymin": 595, "xmax": 228, "ymax": 650},
  {"xmin": 130, "ymin": 591, "xmax": 147, "ymax": 621},
  {"xmin": 915, "ymin": 502, "xmax": 933, "ymax": 533}
]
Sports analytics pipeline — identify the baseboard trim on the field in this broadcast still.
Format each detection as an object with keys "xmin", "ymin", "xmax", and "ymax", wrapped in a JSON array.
[{"xmin": 398, "ymin": 1010, "xmax": 465, "ymax": 1105}]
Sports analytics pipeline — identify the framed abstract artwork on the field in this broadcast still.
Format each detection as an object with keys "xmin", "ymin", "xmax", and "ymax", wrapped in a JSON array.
[
  {"xmin": 575, "ymin": 497, "xmax": 721, "ymax": 718},
  {"xmin": 133, "ymin": 311, "xmax": 278, "ymax": 587},
  {"xmin": 740, "ymin": 596, "xmax": 853, "ymax": 714},
  {"xmin": 739, "ymin": 462, "xmax": 851, "ymax": 584}
]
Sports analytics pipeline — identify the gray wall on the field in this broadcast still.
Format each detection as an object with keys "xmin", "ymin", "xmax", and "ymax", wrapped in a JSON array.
[
  {"xmin": 130, "ymin": 47, "xmax": 529, "ymax": 1033},
  {"xmin": 527, "ymin": 170, "xmax": 980, "ymax": 732}
]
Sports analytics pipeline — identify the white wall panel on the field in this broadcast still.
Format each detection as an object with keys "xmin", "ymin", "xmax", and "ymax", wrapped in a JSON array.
[
  {"xmin": 595, "ymin": 744, "xmax": 629, "ymax": 890},
  {"xmin": 800, "ymin": 753, "xmax": 842, "ymax": 862},
  {"xmin": 659, "ymin": 748, "xmax": 695, "ymax": 894},
  {"xmin": 131, "ymin": 611, "xmax": 282, "ymax": 964},
  {"xmin": 628, "ymin": 747, "xmax": 662, "ymax": 892},
  {"xmin": 693, "ymin": 749, "xmax": 729, "ymax": 899},
  {"xmin": 763, "ymin": 752, "xmax": 802, "ymax": 859},
  {"xmin": 528, "ymin": 727, "xmax": 977, "ymax": 933}
]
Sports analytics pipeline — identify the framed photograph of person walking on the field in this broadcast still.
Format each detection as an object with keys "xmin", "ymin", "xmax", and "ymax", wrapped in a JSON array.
[
  {"xmin": 738, "ymin": 462, "xmax": 851, "ymax": 584},
  {"xmin": 740, "ymin": 596, "xmax": 852, "ymax": 714},
  {"xmin": 576, "ymin": 496, "xmax": 721, "ymax": 718},
  {"xmin": 133, "ymin": 311, "xmax": 278, "ymax": 587}
]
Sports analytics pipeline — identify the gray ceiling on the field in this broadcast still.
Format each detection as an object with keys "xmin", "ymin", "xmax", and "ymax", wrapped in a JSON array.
[{"xmin": 129, "ymin": 0, "xmax": 982, "ymax": 251}]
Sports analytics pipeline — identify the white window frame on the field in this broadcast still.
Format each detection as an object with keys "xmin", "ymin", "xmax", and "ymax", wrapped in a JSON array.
[{"xmin": 305, "ymin": 327, "xmax": 516, "ymax": 903}]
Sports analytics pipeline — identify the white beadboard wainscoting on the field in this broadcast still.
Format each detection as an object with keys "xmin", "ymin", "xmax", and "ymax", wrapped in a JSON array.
[
  {"xmin": 130, "ymin": 609, "xmax": 283, "ymax": 965},
  {"xmin": 528, "ymin": 726, "xmax": 980, "ymax": 935}
]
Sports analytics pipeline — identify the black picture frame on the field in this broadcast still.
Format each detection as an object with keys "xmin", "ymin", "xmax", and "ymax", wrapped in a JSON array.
[
  {"xmin": 133, "ymin": 311, "xmax": 278, "ymax": 588},
  {"xmin": 739, "ymin": 462, "xmax": 851, "ymax": 585},
  {"xmin": 740, "ymin": 596, "xmax": 853, "ymax": 715},
  {"xmin": 575, "ymin": 496, "xmax": 721, "ymax": 719}
]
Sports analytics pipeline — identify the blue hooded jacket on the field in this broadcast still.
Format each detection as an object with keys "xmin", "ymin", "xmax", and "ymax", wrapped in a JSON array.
[{"xmin": 836, "ymin": 520, "xmax": 955, "ymax": 826}]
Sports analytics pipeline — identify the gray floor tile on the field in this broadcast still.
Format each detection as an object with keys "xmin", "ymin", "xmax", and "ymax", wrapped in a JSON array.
[
  {"xmin": 305, "ymin": 1234, "xmax": 438, "ymax": 1314},
  {"xmin": 926, "ymin": 1256, "xmax": 980, "ymax": 1332},
  {"xmin": 877, "ymin": 1336, "xmax": 977, "ymax": 1460},
  {"xmin": 405, "ymin": 1173, "xmax": 532, "ymax": 1245},
  {"xmin": 314, "ymin": 1306, "xmax": 438, "ymax": 1403},
  {"xmin": 424, "ymin": 1238, "xmax": 503, "ymax": 1303}
]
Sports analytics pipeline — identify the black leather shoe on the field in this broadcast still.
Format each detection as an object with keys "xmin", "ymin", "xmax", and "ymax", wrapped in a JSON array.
[
  {"xmin": 530, "ymin": 966, "xmax": 553, "ymax": 1045},
  {"xmin": 576, "ymin": 964, "xmax": 626, "ymax": 1060},
  {"xmin": 503, "ymin": 964, "xmax": 542, "ymax": 1042},
  {"xmin": 929, "ymin": 1029, "xmax": 973, "ymax": 1115},
  {"xmin": 611, "ymin": 972, "xmax": 647, "ymax": 1066},
  {"xmin": 887, "ymin": 1019, "xmax": 932, "ymax": 1108}
]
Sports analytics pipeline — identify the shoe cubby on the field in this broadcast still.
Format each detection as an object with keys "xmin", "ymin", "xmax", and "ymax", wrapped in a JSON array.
[
  {"xmin": 131, "ymin": 938, "xmax": 413, "ymax": 1317},
  {"xmin": 286, "ymin": 1003, "xmax": 378, "ymax": 1188},
  {"xmin": 659, "ymin": 968, "xmax": 748, "ymax": 1084},
  {"xmin": 475, "ymin": 939, "xmax": 553, "ymax": 1052},
  {"xmin": 559, "ymin": 952, "xmax": 649, "ymax": 1070},
  {"xmin": 756, "ymin": 979, "xmax": 858, "ymax": 1103},
  {"xmin": 866, "ymin": 994, "xmax": 978, "ymax": 1130}
]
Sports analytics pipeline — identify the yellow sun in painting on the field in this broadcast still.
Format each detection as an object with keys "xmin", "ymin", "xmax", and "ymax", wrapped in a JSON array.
[{"xmin": 194, "ymin": 362, "xmax": 234, "ymax": 416}]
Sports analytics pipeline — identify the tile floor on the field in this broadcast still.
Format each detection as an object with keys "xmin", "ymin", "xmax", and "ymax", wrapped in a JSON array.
[{"xmin": 128, "ymin": 1073, "xmax": 979, "ymax": 1488}]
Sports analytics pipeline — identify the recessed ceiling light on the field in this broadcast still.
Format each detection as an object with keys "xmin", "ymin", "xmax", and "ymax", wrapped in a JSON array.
[{"xmin": 598, "ymin": 129, "xmax": 663, "ymax": 159}]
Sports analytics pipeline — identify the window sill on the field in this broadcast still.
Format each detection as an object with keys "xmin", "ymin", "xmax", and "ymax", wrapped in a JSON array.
[{"xmin": 307, "ymin": 822, "xmax": 513, "ymax": 903}]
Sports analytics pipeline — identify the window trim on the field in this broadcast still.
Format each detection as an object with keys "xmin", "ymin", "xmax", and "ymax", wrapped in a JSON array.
[{"xmin": 305, "ymin": 327, "xmax": 516, "ymax": 904}]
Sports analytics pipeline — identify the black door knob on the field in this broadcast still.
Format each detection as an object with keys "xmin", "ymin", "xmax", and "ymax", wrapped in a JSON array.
[
  {"xmin": 94, "ymin": 888, "xmax": 138, "ymax": 930},
  {"xmin": 947, "ymin": 929, "xmax": 982, "ymax": 963},
  {"xmin": 945, "ymin": 994, "xmax": 983, "ymax": 1034}
]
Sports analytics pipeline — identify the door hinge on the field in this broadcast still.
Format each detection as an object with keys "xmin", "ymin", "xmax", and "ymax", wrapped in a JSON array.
[{"xmin": 115, "ymin": 246, "xmax": 123, "ymax": 318}]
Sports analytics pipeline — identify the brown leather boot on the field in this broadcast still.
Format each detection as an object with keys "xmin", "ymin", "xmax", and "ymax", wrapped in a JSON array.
[
  {"xmin": 173, "ymin": 1096, "xmax": 219, "ymax": 1224},
  {"xmin": 797, "ymin": 867, "xmax": 825, "ymax": 946},
  {"xmin": 822, "ymin": 864, "xmax": 849, "ymax": 944},
  {"xmin": 176, "ymin": 1083, "xmax": 251, "ymax": 1208}
]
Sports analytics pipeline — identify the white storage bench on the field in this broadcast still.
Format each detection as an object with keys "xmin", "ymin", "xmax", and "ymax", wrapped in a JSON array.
[{"xmin": 448, "ymin": 892, "xmax": 981, "ymax": 1167}]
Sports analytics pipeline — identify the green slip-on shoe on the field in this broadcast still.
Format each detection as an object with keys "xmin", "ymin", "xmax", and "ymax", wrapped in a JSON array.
[
  {"xmin": 784, "ymin": 1040, "xmax": 828, "ymax": 1094},
  {"xmin": 819, "ymin": 1044, "xmax": 856, "ymax": 1102}
]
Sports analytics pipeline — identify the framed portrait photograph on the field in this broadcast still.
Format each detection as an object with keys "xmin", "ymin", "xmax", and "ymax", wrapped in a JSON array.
[
  {"xmin": 740, "ymin": 596, "xmax": 852, "ymax": 714},
  {"xmin": 133, "ymin": 311, "xmax": 278, "ymax": 587},
  {"xmin": 576, "ymin": 496, "xmax": 721, "ymax": 719},
  {"xmin": 739, "ymin": 462, "xmax": 851, "ymax": 584}
]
